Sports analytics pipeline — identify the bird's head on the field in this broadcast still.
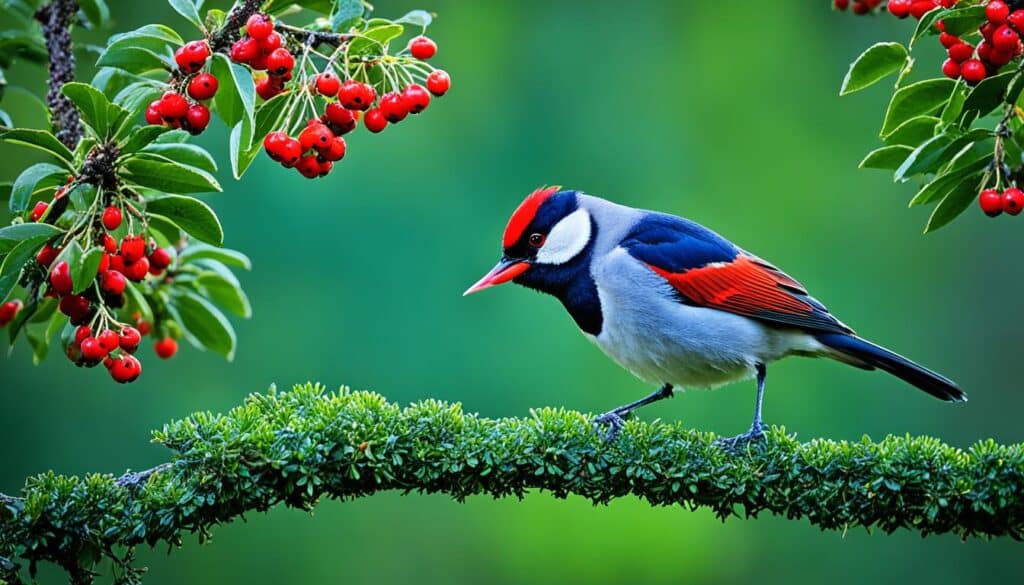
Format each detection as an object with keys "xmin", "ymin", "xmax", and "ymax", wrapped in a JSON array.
[{"xmin": 464, "ymin": 186, "xmax": 596, "ymax": 297}]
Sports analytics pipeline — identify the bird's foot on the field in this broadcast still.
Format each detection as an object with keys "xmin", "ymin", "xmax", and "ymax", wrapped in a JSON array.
[
  {"xmin": 715, "ymin": 421, "xmax": 767, "ymax": 452},
  {"xmin": 592, "ymin": 410, "xmax": 630, "ymax": 442}
]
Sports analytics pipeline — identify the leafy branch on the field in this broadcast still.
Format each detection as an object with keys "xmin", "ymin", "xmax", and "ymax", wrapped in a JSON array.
[{"xmin": 1, "ymin": 384, "xmax": 1022, "ymax": 584}]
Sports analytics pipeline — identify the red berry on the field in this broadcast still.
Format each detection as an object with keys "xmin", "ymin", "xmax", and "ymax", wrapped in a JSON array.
[
  {"xmin": 158, "ymin": 92, "xmax": 189, "ymax": 120},
  {"xmin": 97, "ymin": 253, "xmax": 110, "ymax": 274},
  {"xmin": 988, "ymin": 1, "xmax": 1010, "ymax": 25},
  {"xmin": 961, "ymin": 59, "xmax": 987, "ymax": 84},
  {"xmin": 109, "ymin": 354, "xmax": 142, "ymax": 383},
  {"xmin": 409, "ymin": 36, "xmax": 437, "ymax": 59},
  {"xmin": 0, "ymin": 299, "xmax": 22, "ymax": 326},
  {"xmin": 322, "ymin": 102, "xmax": 356, "ymax": 135},
  {"xmin": 59, "ymin": 294, "xmax": 91, "ymax": 324},
  {"xmin": 426, "ymin": 70, "xmax": 451, "ymax": 96},
  {"xmin": 320, "ymin": 136, "xmax": 347, "ymax": 162},
  {"xmin": 982, "ymin": 22, "xmax": 998, "ymax": 41},
  {"xmin": 36, "ymin": 243, "xmax": 59, "ymax": 267},
  {"xmin": 403, "ymin": 83, "xmax": 431, "ymax": 114},
  {"xmin": 1003, "ymin": 187, "xmax": 1024, "ymax": 215},
  {"xmin": 102, "ymin": 206, "xmax": 122, "ymax": 230},
  {"xmin": 230, "ymin": 38, "xmax": 260, "ymax": 64},
  {"xmin": 154, "ymin": 337, "xmax": 178, "ymax": 359},
  {"xmin": 119, "ymin": 326, "xmax": 141, "ymax": 353},
  {"xmin": 989, "ymin": 46, "xmax": 1017, "ymax": 67},
  {"xmin": 97, "ymin": 329, "xmax": 120, "ymax": 352},
  {"xmin": 834, "ymin": 0, "xmax": 849, "ymax": 9},
  {"xmin": 279, "ymin": 137, "xmax": 303, "ymax": 167},
  {"xmin": 296, "ymin": 155, "xmax": 321, "ymax": 178},
  {"xmin": 299, "ymin": 122, "xmax": 334, "ymax": 152},
  {"xmin": 185, "ymin": 104, "xmax": 211, "ymax": 135},
  {"xmin": 124, "ymin": 257, "xmax": 150, "ymax": 282},
  {"xmin": 979, "ymin": 188, "xmax": 1003, "ymax": 216},
  {"xmin": 99, "ymin": 269, "xmax": 127, "ymax": 295},
  {"xmin": 149, "ymin": 247, "xmax": 172, "ymax": 269},
  {"xmin": 145, "ymin": 101, "xmax": 163, "ymax": 125},
  {"xmin": 939, "ymin": 32, "xmax": 960, "ymax": 49},
  {"xmin": 256, "ymin": 77, "xmax": 283, "ymax": 100},
  {"xmin": 102, "ymin": 234, "xmax": 117, "ymax": 254},
  {"xmin": 364, "ymin": 108, "xmax": 387, "ymax": 133},
  {"xmin": 338, "ymin": 80, "xmax": 376, "ymax": 111},
  {"xmin": 188, "ymin": 73, "xmax": 219, "ymax": 100},
  {"xmin": 50, "ymin": 260, "xmax": 72, "ymax": 295},
  {"xmin": 80, "ymin": 337, "xmax": 108, "ymax": 362},
  {"xmin": 263, "ymin": 131, "xmax": 288, "ymax": 161},
  {"xmin": 74, "ymin": 325, "xmax": 91, "ymax": 346},
  {"xmin": 174, "ymin": 40, "xmax": 210, "ymax": 73},
  {"xmin": 379, "ymin": 92, "xmax": 409, "ymax": 123},
  {"xmin": 852, "ymin": 1, "xmax": 870, "ymax": 15},
  {"xmin": 948, "ymin": 42, "xmax": 974, "ymax": 63},
  {"xmin": 265, "ymin": 48, "xmax": 294, "ymax": 76},
  {"xmin": 909, "ymin": 1, "xmax": 937, "ymax": 19},
  {"xmin": 120, "ymin": 235, "xmax": 146, "ymax": 263},
  {"xmin": 942, "ymin": 58, "xmax": 961, "ymax": 78},
  {"xmin": 1009, "ymin": 10, "xmax": 1024, "ymax": 31},
  {"xmin": 315, "ymin": 72, "xmax": 341, "ymax": 97},
  {"xmin": 992, "ymin": 24, "xmax": 1020, "ymax": 52},
  {"xmin": 889, "ymin": 0, "xmax": 912, "ymax": 18},
  {"xmin": 246, "ymin": 13, "xmax": 274, "ymax": 40},
  {"xmin": 31, "ymin": 201, "xmax": 49, "ymax": 222},
  {"xmin": 258, "ymin": 31, "xmax": 283, "ymax": 53}
]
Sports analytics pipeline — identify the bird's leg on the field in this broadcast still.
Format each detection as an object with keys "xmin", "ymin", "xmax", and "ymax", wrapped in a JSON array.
[
  {"xmin": 718, "ymin": 363, "xmax": 768, "ymax": 451},
  {"xmin": 593, "ymin": 383, "xmax": 674, "ymax": 440}
]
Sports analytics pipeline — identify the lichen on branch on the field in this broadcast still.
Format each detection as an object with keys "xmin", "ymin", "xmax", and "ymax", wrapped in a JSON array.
[{"xmin": 0, "ymin": 384, "xmax": 1022, "ymax": 584}]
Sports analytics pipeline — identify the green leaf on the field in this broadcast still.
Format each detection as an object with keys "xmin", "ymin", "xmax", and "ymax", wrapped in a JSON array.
[
  {"xmin": 940, "ymin": 5, "xmax": 987, "ymax": 36},
  {"xmin": 77, "ymin": 0, "xmax": 111, "ymax": 29},
  {"xmin": 894, "ymin": 134, "xmax": 952, "ymax": 182},
  {"xmin": 840, "ymin": 42, "xmax": 909, "ymax": 96},
  {"xmin": 9, "ymin": 162, "xmax": 66, "ymax": 213},
  {"xmin": 910, "ymin": 8, "xmax": 944, "ymax": 47},
  {"xmin": 61, "ymin": 82, "xmax": 129, "ymax": 138},
  {"xmin": 395, "ymin": 10, "xmax": 432, "ymax": 28},
  {"xmin": 0, "ymin": 235, "xmax": 49, "ymax": 301},
  {"xmin": 909, "ymin": 154, "xmax": 989, "ymax": 206},
  {"xmin": 147, "ymin": 214, "xmax": 183, "ymax": 247},
  {"xmin": 119, "ymin": 124, "xmax": 171, "ymax": 155},
  {"xmin": 76, "ymin": 247, "xmax": 104, "ymax": 294},
  {"xmin": 96, "ymin": 24, "xmax": 182, "ymax": 73},
  {"xmin": 113, "ymin": 81, "xmax": 164, "ymax": 132},
  {"xmin": 881, "ymin": 78, "xmax": 955, "ymax": 137},
  {"xmin": 172, "ymin": 291, "xmax": 236, "ymax": 360},
  {"xmin": 124, "ymin": 281, "xmax": 153, "ymax": 324},
  {"xmin": 961, "ymin": 71, "xmax": 1016, "ymax": 120},
  {"xmin": 859, "ymin": 145, "xmax": 912, "ymax": 171},
  {"xmin": 146, "ymin": 195, "xmax": 224, "ymax": 245},
  {"xmin": 178, "ymin": 243, "xmax": 251, "ymax": 270},
  {"xmin": 925, "ymin": 176, "xmax": 980, "ymax": 233},
  {"xmin": 234, "ymin": 92, "xmax": 290, "ymax": 178},
  {"xmin": 196, "ymin": 271, "xmax": 251, "ymax": 318},
  {"xmin": 347, "ymin": 24, "xmax": 404, "ymax": 56},
  {"xmin": 210, "ymin": 54, "xmax": 255, "ymax": 131},
  {"xmin": 0, "ymin": 129, "xmax": 75, "ymax": 168},
  {"xmin": 332, "ymin": 0, "xmax": 364, "ymax": 31},
  {"xmin": 883, "ymin": 116, "xmax": 940, "ymax": 147},
  {"xmin": 141, "ymin": 143, "xmax": 217, "ymax": 173},
  {"xmin": 168, "ymin": 0, "xmax": 204, "ymax": 31},
  {"xmin": 121, "ymin": 156, "xmax": 221, "ymax": 194},
  {"xmin": 941, "ymin": 83, "xmax": 967, "ymax": 126},
  {"xmin": 0, "ymin": 223, "xmax": 63, "ymax": 243}
]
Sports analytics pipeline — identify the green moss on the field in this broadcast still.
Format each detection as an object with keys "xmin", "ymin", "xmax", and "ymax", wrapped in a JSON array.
[{"xmin": 2, "ymin": 383, "xmax": 1022, "ymax": 584}]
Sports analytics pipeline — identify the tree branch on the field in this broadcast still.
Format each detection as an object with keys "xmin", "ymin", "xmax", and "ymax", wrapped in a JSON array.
[
  {"xmin": 1, "ymin": 383, "xmax": 1022, "ymax": 583},
  {"xmin": 35, "ymin": 0, "xmax": 82, "ymax": 150},
  {"xmin": 209, "ymin": 0, "xmax": 265, "ymax": 53}
]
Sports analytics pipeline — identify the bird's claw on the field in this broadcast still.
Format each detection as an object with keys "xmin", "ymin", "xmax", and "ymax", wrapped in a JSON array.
[
  {"xmin": 593, "ymin": 410, "xmax": 629, "ymax": 442},
  {"xmin": 715, "ymin": 422, "xmax": 767, "ymax": 452}
]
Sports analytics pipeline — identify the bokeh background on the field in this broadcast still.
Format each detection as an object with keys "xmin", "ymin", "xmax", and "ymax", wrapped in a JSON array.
[{"xmin": 2, "ymin": 1, "xmax": 1022, "ymax": 583}]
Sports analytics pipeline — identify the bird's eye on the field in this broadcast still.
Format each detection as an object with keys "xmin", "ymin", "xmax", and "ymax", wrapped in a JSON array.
[{"xmin": 528, "ymin": 233, "xmax": 546, "ymax": 248}]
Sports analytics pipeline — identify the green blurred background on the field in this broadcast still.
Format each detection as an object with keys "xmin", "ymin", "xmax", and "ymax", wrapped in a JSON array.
[{"xmin": 2, "ymin": 1, "xmax": 1023, "ymax": 583}]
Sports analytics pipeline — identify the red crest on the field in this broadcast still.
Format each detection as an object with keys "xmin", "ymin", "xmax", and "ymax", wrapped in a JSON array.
[{"xmin": 502, "ymin": 186, "xmax": 560, "ymax": 248}]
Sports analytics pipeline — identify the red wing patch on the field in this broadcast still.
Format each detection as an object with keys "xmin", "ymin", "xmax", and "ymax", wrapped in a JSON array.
[
  {"xmin": 648, "ymin": 255, "xmax": 815, "ymax": 318},
  {"xmin": 503, "ymin": 186, "xmax": 561, "ymax": 248}
]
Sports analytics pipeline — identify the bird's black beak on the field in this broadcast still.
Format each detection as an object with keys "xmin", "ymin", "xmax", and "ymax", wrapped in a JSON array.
[{"xmin": 463, "ymin": 257, "xmax": 530, "ymax": 296}]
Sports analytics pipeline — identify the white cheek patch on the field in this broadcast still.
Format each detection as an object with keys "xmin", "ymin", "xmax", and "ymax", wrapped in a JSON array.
[{"xmin": 536, "ymin": 209, "xmax": 591, "ymax": 265}]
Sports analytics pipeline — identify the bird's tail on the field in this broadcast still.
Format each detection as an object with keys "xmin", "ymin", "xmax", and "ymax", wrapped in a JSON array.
[{"xmin": 815, "ymin": 333, "xmax": 966, "ymax": 402}]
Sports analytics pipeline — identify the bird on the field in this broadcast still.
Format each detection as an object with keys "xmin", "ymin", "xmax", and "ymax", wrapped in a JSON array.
[{"xmin": 464, "ymin": 187, "xmax": 966, "ymax": 444}]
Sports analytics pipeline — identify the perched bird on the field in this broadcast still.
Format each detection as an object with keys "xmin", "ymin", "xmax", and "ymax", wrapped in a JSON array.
[{"xmin": 465, "ymin": 187, "xmax": 965, "ymax": 443}]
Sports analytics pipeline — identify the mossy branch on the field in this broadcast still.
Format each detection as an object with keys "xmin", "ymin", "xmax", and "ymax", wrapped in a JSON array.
[{"xmin": 1, "ymin": 383, "xmax": 1023, "ymax": 584}]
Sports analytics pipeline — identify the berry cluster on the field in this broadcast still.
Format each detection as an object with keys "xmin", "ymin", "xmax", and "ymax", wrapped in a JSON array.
[
  {"xmin": 0, "ymin": 299, "xmax": 22, "ymax": 328},
  {"xmin": 978, "ymin": 187, "xmax": 1024, "ymax": 216},
  {"xmin": 226, "ymin": 12, "xmax": 451, "ymax": 178},
  {"xmin": 33, "ymin": 200, "xmax": 179, "ymax": 383},
  {"xmin": 936, "ymin": 1, "xmax": 1024, "ymax": 85},
  {"xmin": 144, "ymin": 40, "xmax": 218, "ymax": 134}
]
